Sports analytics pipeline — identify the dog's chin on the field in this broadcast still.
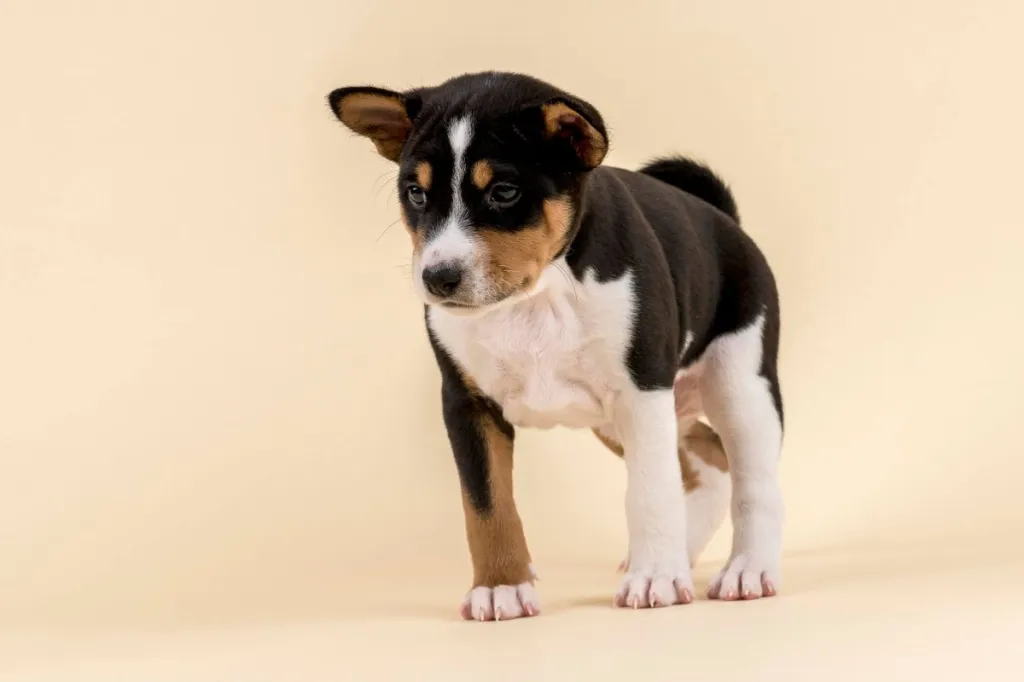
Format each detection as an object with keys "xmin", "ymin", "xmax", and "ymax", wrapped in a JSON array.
[
  {"xmin": 420, "ymin": 272, "xmax": 546, "ymax": 316},
  {"xmin": 428, "ymin": 287, "xmax": 526, "ymax": 317}
]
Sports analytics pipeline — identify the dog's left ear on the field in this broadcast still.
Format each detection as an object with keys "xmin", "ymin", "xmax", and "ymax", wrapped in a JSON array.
[
  {"xmin": 536, "ymin": 97, "xmax": 608, "ymax": 170},
  {"xmin": 327, "ymin": 86, "xmax": 416, "ymax": 162}
]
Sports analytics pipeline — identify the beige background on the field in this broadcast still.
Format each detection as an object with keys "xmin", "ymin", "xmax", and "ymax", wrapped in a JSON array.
[{"xmin": 2, "ymin": 0, "xmax": 1023, "ymax": 679}]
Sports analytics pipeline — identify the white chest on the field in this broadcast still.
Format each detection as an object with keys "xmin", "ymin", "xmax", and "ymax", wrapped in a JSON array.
[{"xmin": 428, "ymin": 263, "xmax": 636, "ymax": 430}]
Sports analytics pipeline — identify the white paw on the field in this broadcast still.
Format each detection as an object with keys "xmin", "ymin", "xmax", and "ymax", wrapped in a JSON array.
[
  {"xmin": 707, "ymin": 554, "xmax": 780, "ymax": 600},
  {"xmin": 614, "ymin": 564, "xmax": 694, "ymax": 609},
  {"xmin": 460, "ymin": 583, "xmax": 540, "ymax": 622}
]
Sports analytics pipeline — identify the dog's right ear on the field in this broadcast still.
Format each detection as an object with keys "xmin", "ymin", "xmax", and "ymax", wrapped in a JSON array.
[{"xmin": 327, "ymin": 86, "xmax": 416, "ymax": 163}]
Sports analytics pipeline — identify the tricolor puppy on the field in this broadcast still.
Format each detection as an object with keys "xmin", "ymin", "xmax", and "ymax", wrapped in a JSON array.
[{"xmin": 327, "ymin": 72, "xmax": 785, "ymax": 621}]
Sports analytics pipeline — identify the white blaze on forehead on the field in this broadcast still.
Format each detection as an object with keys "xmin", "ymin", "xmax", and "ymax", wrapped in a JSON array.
[
  {"xmin": 448, "ymin": 115, "xmax": 473, "ymax": 191},
  {"xmin": 420, "ymin": 115, "xmax": 476, "ymax": 268}
]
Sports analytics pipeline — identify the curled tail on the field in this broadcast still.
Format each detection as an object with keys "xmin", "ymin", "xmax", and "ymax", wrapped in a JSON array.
[{"xmin": 638, "ymin": 155, "xmax": 740, "ymax": 224}]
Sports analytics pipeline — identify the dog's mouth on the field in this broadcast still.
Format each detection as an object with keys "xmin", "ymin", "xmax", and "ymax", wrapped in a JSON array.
[
  {"xmin": 436, "ymin": 279, "xmax": 532, "ymax": 314},
  {"xmin": 440, "ymin": 300, "xmax": 478, "ymax": 310}
]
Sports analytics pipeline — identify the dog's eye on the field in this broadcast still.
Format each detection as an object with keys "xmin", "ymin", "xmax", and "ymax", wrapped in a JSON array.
[
  {"xmin": 487, "ymin": 182, "xmax": 520, "ymax": 208},
  {"xmin": 406, "ymin": 185, "xmax": 427, "ymax": 207}
]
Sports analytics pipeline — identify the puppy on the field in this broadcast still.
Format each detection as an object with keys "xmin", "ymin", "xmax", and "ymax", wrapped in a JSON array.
[{"xmin": 327, "ymin": 71, "xmax": 784, "ymax": 621}]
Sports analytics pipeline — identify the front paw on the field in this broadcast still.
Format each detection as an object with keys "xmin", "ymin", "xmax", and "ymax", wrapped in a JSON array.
[
  {"xmin": 460, "ymin": 582, "xmax": 540, "ymax": 622},
  {"xmin": 614, "ymin": 563, "xmax": 694, "ymax": 609},
  {"xmin": 707, "ymin": 553, "xmax": 780, "ymax": 600}
]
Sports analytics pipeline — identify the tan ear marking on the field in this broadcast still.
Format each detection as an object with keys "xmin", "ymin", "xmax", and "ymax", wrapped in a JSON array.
[
  {"xmin": 541, "ymin": 102, "xmax": 608, "ymax": 168},
  {"xmin": 332, "ymin": 91, "xmax": 411, "ymax": 162}
]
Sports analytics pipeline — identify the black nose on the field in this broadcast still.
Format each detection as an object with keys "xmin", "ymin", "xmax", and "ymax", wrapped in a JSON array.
[{"xmin": 422, "ymin": 263, "xmax": 463, "ymax": 298}]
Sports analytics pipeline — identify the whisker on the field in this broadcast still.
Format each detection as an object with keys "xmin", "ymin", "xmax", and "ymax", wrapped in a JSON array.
[
  {"xmin": 375, "ymin": 218, "xmax": 403, "ymax": 244},
  {"xmin": 371, "ymin": 170, "xmax": 398, "ymax": 199},
  {"xmin": 372, "ymin": 166, "xmax": 395, "ymax": 199},
  {"xmin": 555, "ymin": 263, "xmax": 579, "ymax": 302},
  {"xmin": 384, "ymin": 183, "xmax": 399, "ymax": 210}
]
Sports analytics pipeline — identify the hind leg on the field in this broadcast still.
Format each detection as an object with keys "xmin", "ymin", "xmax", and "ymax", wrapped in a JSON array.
[
  {"xmin": 699, "ymin": 312, "xmax": 784, "ymax": 600},
  {"xmin": 682, "ymin": 422, "xmax": 732, "ymax": 564}
]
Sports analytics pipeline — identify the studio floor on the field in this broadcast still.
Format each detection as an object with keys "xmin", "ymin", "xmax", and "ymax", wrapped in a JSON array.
[
  {"xmin": 4, "ymin": 1, "xmax": 1024, "ymax": 681},
  {"xmin": 3, "ymin": 540, "xmax": 1022, "ymax": 681}
]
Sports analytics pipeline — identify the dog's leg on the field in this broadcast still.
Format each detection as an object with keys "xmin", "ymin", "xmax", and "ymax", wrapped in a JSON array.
[
  {"xmin": 595, "ymin": 420, "xmax": 730, "ymax": 572},
  {"xmin": 681, "ymin": 421, "xmax": 732, "ymax": 565},
  {"xmin": 611, "ymin": 388, "xmax": 695, "ymax": 608},
  {"xmin": 441, "ymin": 380, "xmax": 537, "ymax": 621},
  {"xmin": 699, "ymin": 312, "xmax": 784, "ymax": 600}
]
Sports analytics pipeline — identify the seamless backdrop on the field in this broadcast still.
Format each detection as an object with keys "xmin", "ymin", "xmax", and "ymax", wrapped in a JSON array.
[{"xmin": 2, "ymin": 1, "xmax": 1023, "ymax": 679}]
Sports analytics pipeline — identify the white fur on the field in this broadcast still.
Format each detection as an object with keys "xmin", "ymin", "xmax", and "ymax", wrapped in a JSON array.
[
  {"xmin": 679, "ymin": 330, "xmax": 694, "ymax": 363},
  {"xmin": 415, "ymin": 116, "xmax": 481, "ymax": 299},
  {"xmin": 463, "ymin": 582, "xmax": 540, "ymax": 621},
  {"xmin": 612, "ymin": 388, "xmax": 694, "ymax": 608},
  {"xmin": 430, "ymin": 260, "xmax": 700, "ymax": 609},
  {"xmin": 428, "ymin": 258, "xmax": 634, "ymax": 431},
  {"xmin": 698, "ymin": 311, "xmax": 784, "ymax": 599},
  {"xmin": 427, "ymin": 215, "xmax": 781, "ymax": 609},
  {"xmin": 461, "ymin": 558, "xmax": 539, "ymax": 621},
  {"xmin": 684, "ymin": 450, "xmax": 732, "ymax": 563},
  {"xmin": 617, "ymin": 446, "xmax": 731, "ymax": 573}
]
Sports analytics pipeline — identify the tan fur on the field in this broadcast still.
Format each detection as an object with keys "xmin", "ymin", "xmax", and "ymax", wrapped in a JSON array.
[
  {"xmin": 462, "ymin": 414, "xmax": 533, "ymax": 587},
  {"xmin": 593, "ymin": 420, "xmax": 728, "ymax": 492},
  {"xmin": 471, "ymin": 160, "xmax": 493, "ymax": 190},
  {"xmin": 541, "ymin": 102, "xmax": 608, "ymax": 168},
  {"xmin": 333, "ymin": 92, "xmax": 411, "ymax": 162},
  {"xmin": 403, "ymin": 163, "xmax": 432, "ymax": 253},
  {"xmin": 476, "ymin": 198, "xmax": 572, "ymax": 297},
  {"xmin": 415, "ymin": 161, "xmax": 432, "ymax": 190},
  {"xmin": 401, "ymin": 215, "xmax": 422, "ymax": 253},
  {"xmin": 683, "ymin": 420, "xmax": 729, "ymax": 473}
]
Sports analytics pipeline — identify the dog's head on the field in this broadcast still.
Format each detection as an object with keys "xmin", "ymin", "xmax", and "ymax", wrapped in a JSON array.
[{"xmin": 327, "ymin": 72, "xmax": 608, "ymax": 313}]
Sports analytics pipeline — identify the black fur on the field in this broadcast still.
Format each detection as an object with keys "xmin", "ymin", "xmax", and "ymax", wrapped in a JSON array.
[
  {"xmin": 566, "ymin": 164, "xmax": 781, "ymax": 411},
  {"xmin": 627, "ymin": 160, "xmax": 783, "ymax": 425},
  {"xmin": 328, "ymin": 71, "xmax": 784, "ymax": 513},
  {"xmin": 638, "ymin": 156, "xmax": 740, "ymax": 223},
  {"xmin": 426, "ymin": 309, "xmax": 514, "ymax": 514}
]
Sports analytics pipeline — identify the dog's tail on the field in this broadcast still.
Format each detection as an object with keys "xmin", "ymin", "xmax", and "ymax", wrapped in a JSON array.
[{"xmin": 638, "ymin": 155, "xmax": 740, "ymax": 224}]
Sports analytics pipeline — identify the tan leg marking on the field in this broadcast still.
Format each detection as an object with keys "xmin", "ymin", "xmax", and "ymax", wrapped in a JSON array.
[{"xmin": 463, "ymin": 414, "xmax": 533, "ymax": 588}]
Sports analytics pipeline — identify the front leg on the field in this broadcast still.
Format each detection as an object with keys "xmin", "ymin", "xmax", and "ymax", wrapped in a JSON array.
[
  {"xmin": 441, "ymin": 376, "xmax": 538, "ymax": 622},
  {"xmin": 614, "ymin": 388, "xmax": 695, "ymax": 608}
]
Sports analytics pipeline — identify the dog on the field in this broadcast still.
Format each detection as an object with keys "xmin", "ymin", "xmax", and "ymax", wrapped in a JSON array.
[{"xmin": 327, "ymin": 71, "xmax": 784, "ymax": 621}]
